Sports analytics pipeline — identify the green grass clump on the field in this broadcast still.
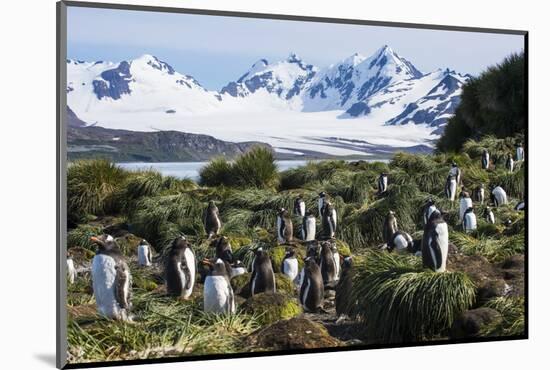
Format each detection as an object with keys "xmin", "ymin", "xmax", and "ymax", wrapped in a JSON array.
[
  {"xmin": 480, "ymin": 297, "xmax": 525, "ymax": 337},
  {"xmin": 241, "ymin": 292, "xmax": 302, "ymax": 325},
  {"xmin": 67, "ymin": 224, "xmax": 103, "ymax": 251},
  {"xmin": 351, "ymin": 252, "xmax": 475, "ymax": 343},
  {"xmin": 450, "ymin": 232, "xmax": 524, "ymax": 263}
]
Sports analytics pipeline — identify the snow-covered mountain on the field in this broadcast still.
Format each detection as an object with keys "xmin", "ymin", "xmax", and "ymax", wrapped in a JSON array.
[{"xmin": 66, "ymin": 46, "xmax": 471, "ymax": 156}]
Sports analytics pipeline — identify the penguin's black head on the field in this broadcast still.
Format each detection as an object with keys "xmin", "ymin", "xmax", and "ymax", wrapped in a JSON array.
[
  {"xmin": 466, "ymin": 207, "xmax": 474, "ymax": 213},
  {"xmin": 504, "ymin": 219, "xmax": 513, "ymax": 227},
  {"xmin": 304, "ymin": 256, "xmax": 318, "ymax": 268},
  {"xmin": 319, "ymin": 192, "xmax": 326, "ymax": 198},
  {"xmin": 452, "ymin": 162, "xmax": 457, "ymax": 167},
  {"xmin": 284, "ymin": 249, "xmax": 296, "ymax": 258},
  {"xmin": 426, "ymin": 197, "xmax": 434, "ymax": 205},
  {"xmin": 233, "ymin": 260, "xmax": 245, "ymax": 268},
  {"xmin": 208, "ymin": 200, "xmax": 216, "ymax": 207},
  {"xmin": 306, "ymin": 242, "xmax": 320, "ymax": 258},
  {"xmin": 342, "ymin": 256, "xmax": 353, "ymax": 269},
  {"xmin": 171, "ymin": 235, "xmax": 188, "ymax": 251},
  {"xmin": 388, "ymin": 210, "xmax": 395, "ymax": 217},
  {"xmin": 428, "ymin": 210, "xmax": 442, "ymax": 223},
  {"xmin": 305, "ymin": 209, "xmax": 313, "ymax": 217},
  {"xmin": 90, "ymin": 234, "xmax": 117, "ymax": 252}
]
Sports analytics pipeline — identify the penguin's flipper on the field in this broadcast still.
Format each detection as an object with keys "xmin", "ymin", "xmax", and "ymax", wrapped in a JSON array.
[
  {"xmin": 114, "ymin": 262, "xmax": 131, "ymax": 309},
  {"xmin": 148, "ymin": 246, "xmax": 153, "ymax": 264},
  {"xmin": 429, "ymin": 230, "xmax": 443, "ymax": 269},
  {"xmin": 227, "ymin": 279, "xmax": 235, "ymax": 313}
]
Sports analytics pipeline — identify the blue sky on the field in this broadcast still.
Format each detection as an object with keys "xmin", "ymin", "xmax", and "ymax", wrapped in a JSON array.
[{"xmin": 67, "ymin": 6, "xmax": 524, "ymax": 91}]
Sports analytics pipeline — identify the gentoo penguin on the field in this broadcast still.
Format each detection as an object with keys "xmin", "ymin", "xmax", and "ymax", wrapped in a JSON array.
[
  {"xmin": 137, "ymin": 239, "xmax": 153, "ymax": 267},
  {"xmin": 300, "ymin": 257, "xmax": 324, "ymax": 312},
  {"xmin": 335, "ymin": 256, "xmax": 353, "ymax": 318},
  {"xmin": 203, "ymin": 258, "xmax": 235, "ymax": 314},
  {"xmin": 484, "ymin": 206, "xmax": 496, "ymax": 224},
  {"xmin": 318, "ymin": 192, "xmax": 327, "ymax": 216},
  {"xmin": 250, "ymin": 248, "xmax": 276, "ymax": 295},
  {"xmin": 449, "ymin": 162, "xmax": 461, "ymax": 186},
  {"xmin": 165, "ymin": 236, "xmax": 196, "ymax": 299},
  {"xmin": 445, "ymin": 174, "xmax": 457, "ymax": 201},
  {"xmin": 473, "ymin": 184, "xmax": 485, "ymax": 204},
  {"xmin": 491, "ymin": 186, "xmax": 508, "ymax": 207},
  {"xmin": 294, "ymin": 195, "xmax": 306, "ymax": 217},
  {"xmin": 505, "ymin": 153, "xmax": 514, "ymax": 173},
  {"xmin": 230, "ymin": 260, "xmax": 247, "ymax": 278},
  {"xmin": 306, "ymin": 241, "xmax": 321, "ymax": 263},
  {"xmin": 422, "ymin": 211, "xmax": 449, "ymax": 273},
  {"xmin": 301, "ymin": 210, "xmax": 316, "ymax": 241},
  {"xmin": 321, "ymin": 201, "xmax": 337, "ymax": 239},
  {"xmin": 319, "ymin": 241, "xmax": 339, "ymax": 287},
  {"xmin": 462, "ymin": 207, "xmax": 477, "ymax": 232},
  {"xmin": 213, "ymin": 236, "xmax": 233, "ymax": 263},
  {"xmin": 388, "ymin": 231, "xmax": 414, "ymax": 253},
  {"xmin": 90, "ymin": 234, "xmax": 132, "ymax": 320},
  {"xmin": 516, "ymin": 143, "xmax": 524, "ymax": 161},
  {"xmin": 459, "ymin": 191, "xmax": 473, "ymax": 223},
  {"xmin": 276, "ymin": 208, "xmax": 293, "ymax": 244},
  {"xmin": 515, "ymin": 200, "xmax": 525, "ymax": 211},
  {"xmin": 378, "ymin": 173, "xmax": 388, "ymax": 194},
  {"xmin": 481, "ymin": 149, "xmax": 490, "ymax": 170},
  {"xmin": 331, "ymin": 242, "xmax": 341, "ymax": 280},
  {"xmin": 281, "ymin": 249, "xmax": 299, "ymax": 283},
  {"xmin": 67, "ymin": 253, "xmax": 76, "ymax": 284},
  {"xmin": 204, "ymin": 200, "xmax": 222, "ymax": 239},
  {"xmin": 423, "ymin": 198, "xmax": 438, "ymax": 226},
  {"xmin": 383, "ymin": 210, "xmax": 398, "ymax": 246}
]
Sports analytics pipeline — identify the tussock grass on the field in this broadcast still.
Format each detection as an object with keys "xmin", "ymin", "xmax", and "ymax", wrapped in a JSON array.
[
  {"xmin": 351, "ymin": 252, "xmax": 476, "ymax": 343},
  {"xmin": 450, "ymin": 232, "xmax": 524, "ymax": 263},
  {"xmin": 481, "ymin": 297, "xmax": 525, "ymax": 337},
  {"xmin": 67, "ymin": 224, "xmax": 103, "ymax": 251}
]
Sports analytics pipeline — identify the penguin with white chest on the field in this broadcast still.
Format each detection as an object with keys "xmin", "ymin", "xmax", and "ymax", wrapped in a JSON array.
[
  {"xmin": 506, "ymin": 153, "xmax": 514, "ymax": 173},
  {"xmin": 321, "ymin": 201, "xmax": 337, "ymax": 239},
  {"xmin": 230, "ymin": 260, "xmax": 247, "ymax": 278},
  {"xmin": 473, "ymin": 184, "xmax": 485, "ymax": 204},
  {"xmin": 250, "ymin": 248, "xmax": 276, "ymax": 295},
  {"xmin": 459, "ymin": 191, "xmax": 473, "ymax": 223},
  {"xmin": 482, "ymin": 149, "xmax": 490, "ymax": 170},
  {"xmin": 276, "ymin": 208, "xmax": 294, "ymax": 244},
  {"xmin": 378, "ymin": 173, "xmax": 388, "ymax": 194},
  {"xmin": 318, "ymin": 192, "xmax": 327, "ymax": 216},
  {"xmin": 484, "ymin": 206, "xmax": 496, "ymax": 224},
  {"xmin": 300, "ymin": 257, "xmax": 324, "ymax": 312},
  {"xmin": 319, "ymin": 241, "xmax": 339, "ymax": 287},
  {"xmin": 388, "ymin": 231, "xmax": 414, "ymax": 253},
  {"xmin": 294, "ymin": 195, "xmax": 306, "ymax": 217},
  {"xmin": 301, "ymin": 210, "xmax": 316, "ymax": 241},
  {"xmin": 516, "ymin": 143, "xmax": 524, "ymax": 161},
  {"xmin": 281, "ymin": 249, "xmax": 299, "ymax": 284},
  {"xmin": 491, "ymin": 186, "xmax": 508, "ymax": 207},
  {"xmin": 203, "ymin": 258, "xmax": 235, "ymax": 314},
  {"xmin": 90, "ymin": 234, "xmax": 132, "ymax": 321},
  {"xmin": 204, "ymin": 201, "xmax": 222, "ymax": 239},
  {"xmin": 383, "ymin": 210, "xmax": 398, "ymax": 246},
  {"xmin": 67, "ymin": 253, "xmax": 77, "ymax": 284},
  {"xmin": 445, "ymin": 174, "xmax": 457, "ymax": 201},
  {"xmin": 422, "ymin": 211, "xmax": 449, "ymax": 273},
  {"xmin": 137, "ymin": 239, "xmax": 153, "ymax": 267},
  {"xmin": 462, "ymin": 207, "xmax": 477, "ymax": 232},
  {"xmin": 165, "ymin": 236, "xmax": 196, "ymax": 299},
  {"xmin": 450, "ymin": 162, "xmax": 461, "ymax": 187},
  {"xmin": 423, "ymin": 198, "xmax": 438, "ymax": 226}
]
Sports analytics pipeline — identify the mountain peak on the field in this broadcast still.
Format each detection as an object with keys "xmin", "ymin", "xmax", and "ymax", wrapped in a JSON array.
[
  {"xmin": 342, "ymin": 52, "xmax": 366, "ymax": 66},
  {"xmin": 133, "ymin": 54, "xmax": 175, "ymax": 75},
  {"xmin": 287, "ymin": 53, "xmax": 302, "ymax": 63}
]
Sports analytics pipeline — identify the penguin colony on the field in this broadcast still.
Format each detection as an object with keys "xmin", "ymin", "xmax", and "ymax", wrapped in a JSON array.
[{"xmin": 78, "ymin": 145, "xmax": 522, "ymax": 321}]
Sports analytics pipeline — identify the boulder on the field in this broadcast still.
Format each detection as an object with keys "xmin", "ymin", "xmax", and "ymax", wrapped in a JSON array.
[
  {"xmin": 450, "ymin": 308, "xmax": 502, "ymax": 339},
  {"xmin": 246, "ymin": 317, "xmax": 342, "ymax": 350},
  {"xmin": 241, "ymin": 292, "xmax": 302, "ymax": 325}
]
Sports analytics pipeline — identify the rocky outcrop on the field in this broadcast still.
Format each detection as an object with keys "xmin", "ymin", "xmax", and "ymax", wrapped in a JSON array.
[{"xmin": 450, "ymin": 308, "xmax": 502, "ymax": 339}]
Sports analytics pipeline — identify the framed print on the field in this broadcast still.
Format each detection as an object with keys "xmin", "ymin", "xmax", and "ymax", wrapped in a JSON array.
[{"xmin": 56, "ymin": 1, "xmax": 527, "ymax": 368}]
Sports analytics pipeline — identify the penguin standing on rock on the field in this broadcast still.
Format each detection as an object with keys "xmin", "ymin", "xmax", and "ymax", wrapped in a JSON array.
[
  {"xmin": 294, "ymin": 195, "xmax": 306, "ymax": 217},
  {"xmin": 67, "ymin": 253, "xmax": 77, "ymax": 284},
  {"xmin": 422, "ymin": 211, "xmax": 449, "ymax": 273},
  {"xmin": 204, "ymin": 201, "xmax": 222, "ymax": 239},
  {"xmin": 321, "ymin": 202, "xmax": 337, "ymax": 239},
  {"xmin": 506, "ymin": 153, "xmax": 514, "ymax": 173},
  {"xmin": 202, "ymin": 258, "xmax": 235, "ymax": 314},
  {"xmin": 378, "ymin": 173, "xmax": 388, "ymax": 194},
  {"xmin": 516, "ymin": 143, "xmax": 524, "ymax": 161},
  {"xmin": 318, "ymin": 192, "xmax": 327, "ymax": 216},
  {"xmin": 462, "ymin": 207, "xmax": 477, "ymax": 232},
  {"xmin": 445, "ymin": 174, "xmax": 457, "ymax": 201},
  {"xmin": 165, "ymin": 236, "xmax": 196, "ymax": 299},
  {"xmin": 250, "ymin": 248, "xmax": 276, "ymax": 295},
  {"xmin": 300, "ymin": 257, "xmax": 324, "ymax": 312},
  {"xmin": 335, "ymin": 256, "xmax": 354, "ymax": 319},
  {"xmin": 388, "ymin": 231, "xmax": 414, "ymax": 253},
  {"xmin": 383, "ymin": 211, "xmax": 398, "ymax": 246},
  {"xmin": 137, "ymin": 239, "xmax": 153, "ymax": 267},
  {"xmin": 90, "ymin": 234, "xmax": 132, "ymax": 321},
  {"xmin": 450, "ymin": 162, "xmax": 461, "ymax": 186},
  {"xmin": 423, "ymin": 198, "xmax": 438, "ymax": 226},
  {"xmin": 482, "ymin": 149, "xmax": 490, "ymax": 170},
  {"xmin": 319, "ymin": 241, "xmax": 339, "ymax": 287},
  {"xmin": 484, "ymin": 206, "xmax": 496, "ymax": 224},
  {"xmin": 459, "ymin": 191, "xmax": 473, "ymax": 223},
  {"xmin": 276, "ymin": 208, "xmax": 293, "ymax": 244},
  {"xmin": 491, "ymin": 186, "xmax": 508, "ymax": 207},
  {"xmin": 301, "ymin": 210, "xmax": 316, "ymax": 241},
  {"xmin": 473, "ymin": 184, "xmax": 485, "ymax": 204},
  {"xmin": 281, "ymin": 249, "xmax": 299, "ymax": 283}
]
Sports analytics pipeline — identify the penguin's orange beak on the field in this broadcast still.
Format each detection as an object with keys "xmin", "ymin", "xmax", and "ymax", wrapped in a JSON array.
[
  {"xmin": 90, "ymin": 236, "xmax": 101, "ymax": 243},
  {"xmin": 201, "ymin": 259, "xmax": 213, "ymax": 267}
]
